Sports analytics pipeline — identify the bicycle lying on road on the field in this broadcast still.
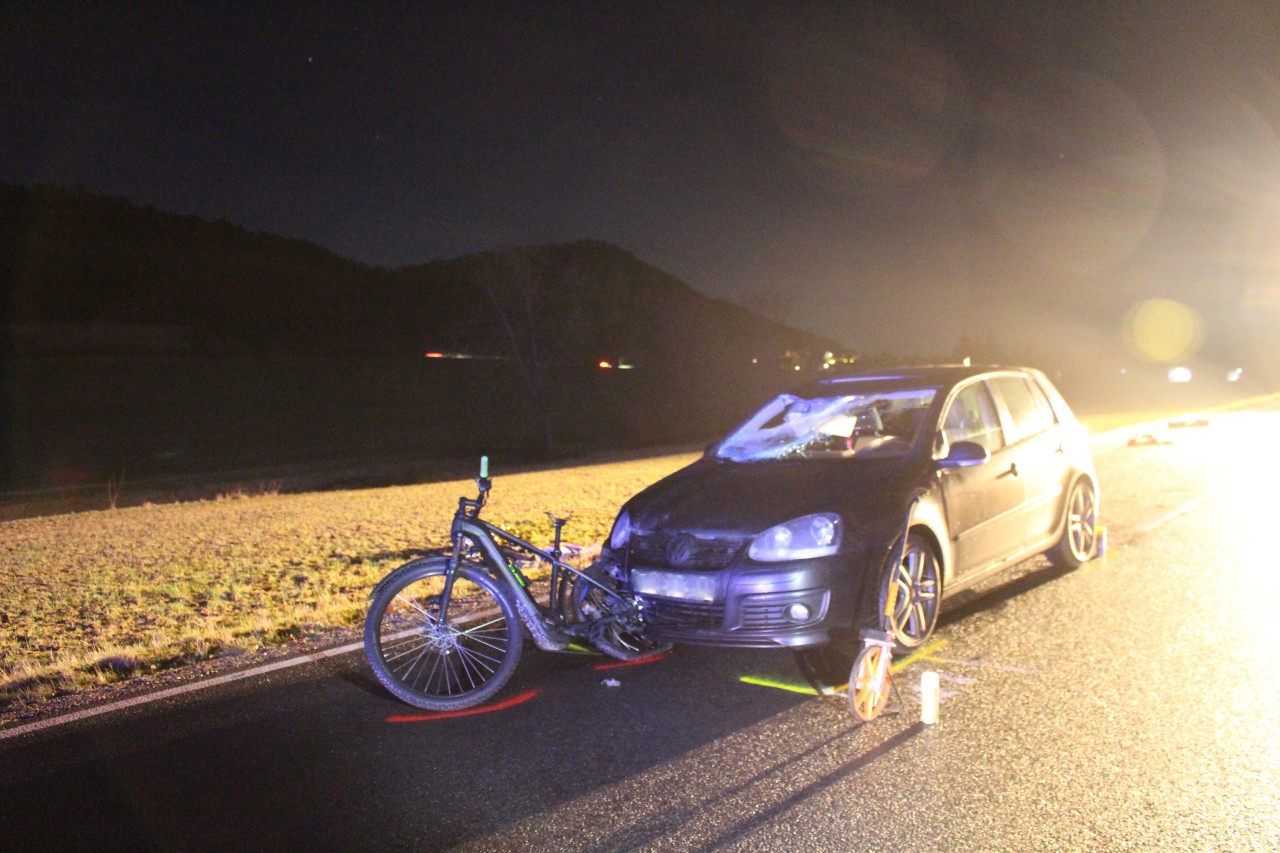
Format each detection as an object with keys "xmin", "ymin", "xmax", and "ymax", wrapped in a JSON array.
[{"xmin": 364, "ymin": 457, "xmax": 671, "ymax": 711}]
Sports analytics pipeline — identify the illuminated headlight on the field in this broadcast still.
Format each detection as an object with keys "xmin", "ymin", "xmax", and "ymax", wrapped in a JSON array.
[
  {"xmin": 748, "ymin": 513, "xmax": 842, "ymax": 561},
  {"xmin": 631, "ymin": 569, "xmax": 717, "ymax": 602},
  {"xmin": 609, "ymin": 510, "xmax": 632, "ymax": 550}
]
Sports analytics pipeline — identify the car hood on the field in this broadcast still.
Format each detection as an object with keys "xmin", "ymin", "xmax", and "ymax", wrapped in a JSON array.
[{"xmin": 622, "ymin": 455, "xmax": 924, "ymax": 537}]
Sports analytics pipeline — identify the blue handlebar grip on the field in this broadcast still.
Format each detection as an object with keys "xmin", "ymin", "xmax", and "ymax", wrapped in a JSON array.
[{"xmin": 479, "ymin": 455, "xmax": 489, "ymax": 479}]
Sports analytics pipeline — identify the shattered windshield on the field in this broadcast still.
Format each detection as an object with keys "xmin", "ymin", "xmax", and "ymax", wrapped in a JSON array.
[{"xmin": 714, "ymin": 388, "xmax": 937, "ymax": 462}]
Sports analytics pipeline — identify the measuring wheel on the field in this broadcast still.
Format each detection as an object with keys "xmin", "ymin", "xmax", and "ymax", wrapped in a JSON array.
[{"xmin": 849, "ymin": 633, "xmax": 894, "ymax": 722}]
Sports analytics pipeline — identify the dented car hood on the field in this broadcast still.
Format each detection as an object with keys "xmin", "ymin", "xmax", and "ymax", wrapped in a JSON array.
[{"xmin": 621, "ymin": 454, "xmax": 926, "ymax": 537}]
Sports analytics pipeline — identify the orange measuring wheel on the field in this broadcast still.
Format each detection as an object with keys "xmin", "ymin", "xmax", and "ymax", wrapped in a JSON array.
[{"xmin": 849, "ymin": 640, "xmax": 892, "ymax": 721}]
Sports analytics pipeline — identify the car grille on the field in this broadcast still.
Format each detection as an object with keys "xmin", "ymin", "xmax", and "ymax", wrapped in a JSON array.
[
  {"xmin": 629, "ymin": 532, "xmax": 748, "ymax": 570},
  {"xmin": 641, "ymin": 597, "xmax": 726, "ymax": 630}
]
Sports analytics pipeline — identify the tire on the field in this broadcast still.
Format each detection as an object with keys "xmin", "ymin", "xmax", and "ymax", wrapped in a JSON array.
[
  {"xmin": 571, "ymin": 564, "xmax": 672, "ymax": 661},
  {"xmin": 1047, "ymin": 478, "xmax": 1098, "ymax": 570},
  {"xmin": 365, "ymin": 559, "xmax": 522, "ymax": 711},
  {"xmin": 849, "ymin": 643, "xmax": 891, "ymax": 721},
  {"xmin": 879, "ymin": 533, "xmax": 941, "ymax": 652}
]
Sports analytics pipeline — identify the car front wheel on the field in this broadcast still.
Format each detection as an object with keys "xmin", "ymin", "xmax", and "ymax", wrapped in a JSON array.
[{"xmin": 880, "ymin": 533, "xmax": 941, "ymax": 651}]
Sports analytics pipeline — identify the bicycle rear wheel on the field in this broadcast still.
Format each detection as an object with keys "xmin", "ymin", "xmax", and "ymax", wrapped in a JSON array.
[
  {"xmin": 569, "ymin": 564, "xmax": 672, "ymax": 661},
  {"xmin": 365, "ymin": 560, "xmax": 522, "ymax": 711}
]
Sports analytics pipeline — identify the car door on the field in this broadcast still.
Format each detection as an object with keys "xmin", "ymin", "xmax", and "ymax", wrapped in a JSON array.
[
  {"xmin": 988, "ymin": 374, "xmax": 1070, "ymax": 547},
  {"xmin": 936, "ymin": 380, "xmax": 1025, "ymax": 575}
]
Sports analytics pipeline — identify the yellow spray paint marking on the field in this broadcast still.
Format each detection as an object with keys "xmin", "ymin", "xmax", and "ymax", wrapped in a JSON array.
[
  {"xmin": 739, "ymin": 638, "xmax": 951, "ymax": 696},
  {"xmin": 738, "ymin": 675, "xmax": 823, "ymax": 696}
]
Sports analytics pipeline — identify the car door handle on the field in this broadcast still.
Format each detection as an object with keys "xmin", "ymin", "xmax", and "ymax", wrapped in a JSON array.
[{"xmin": 998, "ymin": 462, "xmax": 1019, "ymax": 478}]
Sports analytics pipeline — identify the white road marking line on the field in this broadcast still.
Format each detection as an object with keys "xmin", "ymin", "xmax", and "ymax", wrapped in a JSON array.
[
  {"xmin": 0, "ymin": 639, "xmax": 365, "ymax": 741},
  {"xmin": 1136, "ymin": 491, "xmax": 1217, "ymax": 534},
  {"xmin": 927, "ymin": 657, "xmax": 1037, "ymax": 675}
]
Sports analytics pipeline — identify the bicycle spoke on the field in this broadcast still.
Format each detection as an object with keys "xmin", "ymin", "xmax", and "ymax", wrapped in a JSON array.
[{"xmin": 392, "ymin": 591, "xmax": 436, "ymax": 619}]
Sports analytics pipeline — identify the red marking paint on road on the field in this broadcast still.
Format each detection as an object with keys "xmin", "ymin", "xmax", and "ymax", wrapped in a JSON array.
[
  {"xmin": 592, "ymin": 651, "xmax": 671, "ymax": 671},
  {"xmin": 385, "ymin": 689, "xmax": 540, "ymax": 722}
]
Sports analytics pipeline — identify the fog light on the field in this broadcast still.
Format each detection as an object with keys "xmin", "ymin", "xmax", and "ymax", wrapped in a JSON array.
[{"xmin": 785, "ymin": 602, "xmax": 812, "ymax": 623}]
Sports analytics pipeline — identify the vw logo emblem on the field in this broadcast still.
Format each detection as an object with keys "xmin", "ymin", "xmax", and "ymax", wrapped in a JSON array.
[{"xmin": 666, "ymin": 533, "xmax": 697, "ymax": 567}]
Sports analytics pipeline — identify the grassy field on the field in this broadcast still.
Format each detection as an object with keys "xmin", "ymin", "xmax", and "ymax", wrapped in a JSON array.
[
  {"xmin": 4, "ymin": 392, "xmax": 1273, "ymax": 714},
  {"xmin": 0, "ymin": 452, "xmax": 699, "ymax": 708}
]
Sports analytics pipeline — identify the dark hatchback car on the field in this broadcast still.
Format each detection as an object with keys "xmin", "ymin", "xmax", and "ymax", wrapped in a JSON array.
[{"xmin": 598, "ymin": 365, "xmax": 1099, "ymax": 652}]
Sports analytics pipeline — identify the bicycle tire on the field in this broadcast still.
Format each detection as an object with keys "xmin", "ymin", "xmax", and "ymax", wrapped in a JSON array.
[
  {"xmin": 848, "ymin": 643, "xmax": 891, "ymax": 722},
  {"xmin": 365, "ymin": 559, "xmax": 522, "ymax": 711}
]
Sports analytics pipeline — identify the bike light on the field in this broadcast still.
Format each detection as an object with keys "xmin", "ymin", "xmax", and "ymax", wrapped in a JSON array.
[
  {"xmin": 748, "ymin": 513, "xmax": 842, "ymax": 561},
  {"xmin": 609, "ymin": 510, "xmax": 632, "ymax": 550}
]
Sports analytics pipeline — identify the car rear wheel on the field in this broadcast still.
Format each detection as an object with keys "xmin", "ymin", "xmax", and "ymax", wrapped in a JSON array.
[
  {"xmin": 880, "ymin": 533, "xmax": 941, "ymax": 651},
  {"xmin": 1048, "ymin": 478, "xmax": 1098, "ymax": 569}
]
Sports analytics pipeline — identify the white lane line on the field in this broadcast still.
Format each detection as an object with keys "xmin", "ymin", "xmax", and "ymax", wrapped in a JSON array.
[
  {"xmin": 1136, "ymin": 491, "xmax": 1217, "ymax": 534},
  {"xmin": 0, "ymin": 639, "xmax": 365, "ymax": 741},
  {"xmin": 926, "ymin": 657, "xmax": 1037, "ymax": 675}
]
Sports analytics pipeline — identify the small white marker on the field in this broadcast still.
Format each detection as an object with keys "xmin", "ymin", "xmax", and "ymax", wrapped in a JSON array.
[
  {"xmin": 601, "ymin": 678, "xmax": 621, "ymax": 688},
  {"xmin": 920, "ymin": 671, "xmax": 940, "ymax": 725}
]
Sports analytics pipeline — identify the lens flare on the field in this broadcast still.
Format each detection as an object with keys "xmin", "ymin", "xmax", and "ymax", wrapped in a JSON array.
[{"xmin": 1123, "ymin": 298, "xmax": 1204, "ymax": 364}]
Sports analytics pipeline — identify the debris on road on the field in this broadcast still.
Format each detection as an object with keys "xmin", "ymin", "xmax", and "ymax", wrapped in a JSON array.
[{"xmin": 1127, "ymin": 433, "xmax": 1172, "ymax": 446}]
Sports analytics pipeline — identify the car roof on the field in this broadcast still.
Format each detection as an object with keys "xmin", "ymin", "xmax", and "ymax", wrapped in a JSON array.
[{"xmin": 795, "ymin": 364, "xmax": 1032, "ymax": 396}]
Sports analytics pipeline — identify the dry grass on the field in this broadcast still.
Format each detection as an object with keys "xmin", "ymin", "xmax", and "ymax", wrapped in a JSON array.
[{"xmin": 0, "ymin": 452, "xmax": 698, "ymax": 706}]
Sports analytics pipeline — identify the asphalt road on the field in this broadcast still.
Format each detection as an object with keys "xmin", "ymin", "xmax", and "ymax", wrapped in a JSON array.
[{"xmin": 4, "ymin": 405, "xmax": 1280, "ymax": 851}]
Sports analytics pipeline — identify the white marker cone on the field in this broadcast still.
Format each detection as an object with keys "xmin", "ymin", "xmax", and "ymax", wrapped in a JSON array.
[{"xmin": 921, "ymin": 671, "xmax": 940, "ymax": 725}]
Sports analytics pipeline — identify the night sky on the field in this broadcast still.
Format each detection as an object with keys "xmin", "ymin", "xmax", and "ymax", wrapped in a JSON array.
[{"xmin": 3, "ymin": 1, "xmax": 1279, "ymax": 365}]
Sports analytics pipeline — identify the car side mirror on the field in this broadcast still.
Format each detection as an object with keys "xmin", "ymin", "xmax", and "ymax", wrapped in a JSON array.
[{"xmin": 937, "ymin": 440, "xmax": 990, "ymax": 469}]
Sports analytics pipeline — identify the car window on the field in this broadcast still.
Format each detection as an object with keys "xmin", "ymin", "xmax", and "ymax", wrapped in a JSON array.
[
  {"xmin": 715, "ymin": 388, "xmax": 937, "ymax": 461},
  {"xmin": 992, "ymin": 375, "xmax": 1055, "ymax": 442},
  {"xmin": 941, "ymin": 383, "xmax": 1004, "ymax": 453}
]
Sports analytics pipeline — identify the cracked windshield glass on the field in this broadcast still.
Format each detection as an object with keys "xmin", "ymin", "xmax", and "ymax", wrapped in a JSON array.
[{"xmin": 716, "ymin": 388, "xmax": 936, "ymax": 461}]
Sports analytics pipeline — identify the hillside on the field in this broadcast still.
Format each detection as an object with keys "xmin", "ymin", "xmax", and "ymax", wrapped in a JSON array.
[
  {"xmin": 1, "ymin": 184, "xmax": 842, "ymax": 503},
  {"xmin": 1, "ymin": 183, "xmax": 835, "ymax": 362}
]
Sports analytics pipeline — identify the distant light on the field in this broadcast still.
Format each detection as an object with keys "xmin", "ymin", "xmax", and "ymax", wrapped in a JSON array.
[
  {"xmin": 822, "ymin": 363, "xmax": 830, "ymax": 369},
  {"xmin": 1168, "ymin": 366, "xmax": 1193, "ymax": 383},
  {"xmin": 794, "ymin": 365, "xmax": 801, "ymax": 371},
  {"xmin": 425, "ymin": 352, "xmax": 444, "ymax": 358},
  {"xmin": 618, "ymin": 363, "xmax": 635, "ymax": 370},
  {"xmin": 752, "ymin": 358, "xmax": 758, "ymax": 364},
  {"xmin": 1227, "ymin": 368, "xmax": 1244, "ymax": 383},
  {"xmin": 599, "ymin": 360, "xmax": 613, "ymax": 369}
]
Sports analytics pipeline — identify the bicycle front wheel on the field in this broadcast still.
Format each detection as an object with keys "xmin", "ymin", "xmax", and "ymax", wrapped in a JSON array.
[{"xmin": 365, "ymin": 560, "xmax": 522, "ymax": 711}]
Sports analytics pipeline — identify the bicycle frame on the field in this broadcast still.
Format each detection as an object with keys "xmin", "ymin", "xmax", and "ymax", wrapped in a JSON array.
[{"xmin": 437, "ymin": 475, "xmax": 633, "ymax": 653}]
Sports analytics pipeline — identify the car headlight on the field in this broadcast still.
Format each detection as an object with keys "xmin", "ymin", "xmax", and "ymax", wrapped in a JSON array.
[
  {"xmin": 748, "ymin": 513, "xmax": 842, "ymax": 561},
  {"xmin": 609, "ymin": 510, "xmax": 632, "ymax": 550}
]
